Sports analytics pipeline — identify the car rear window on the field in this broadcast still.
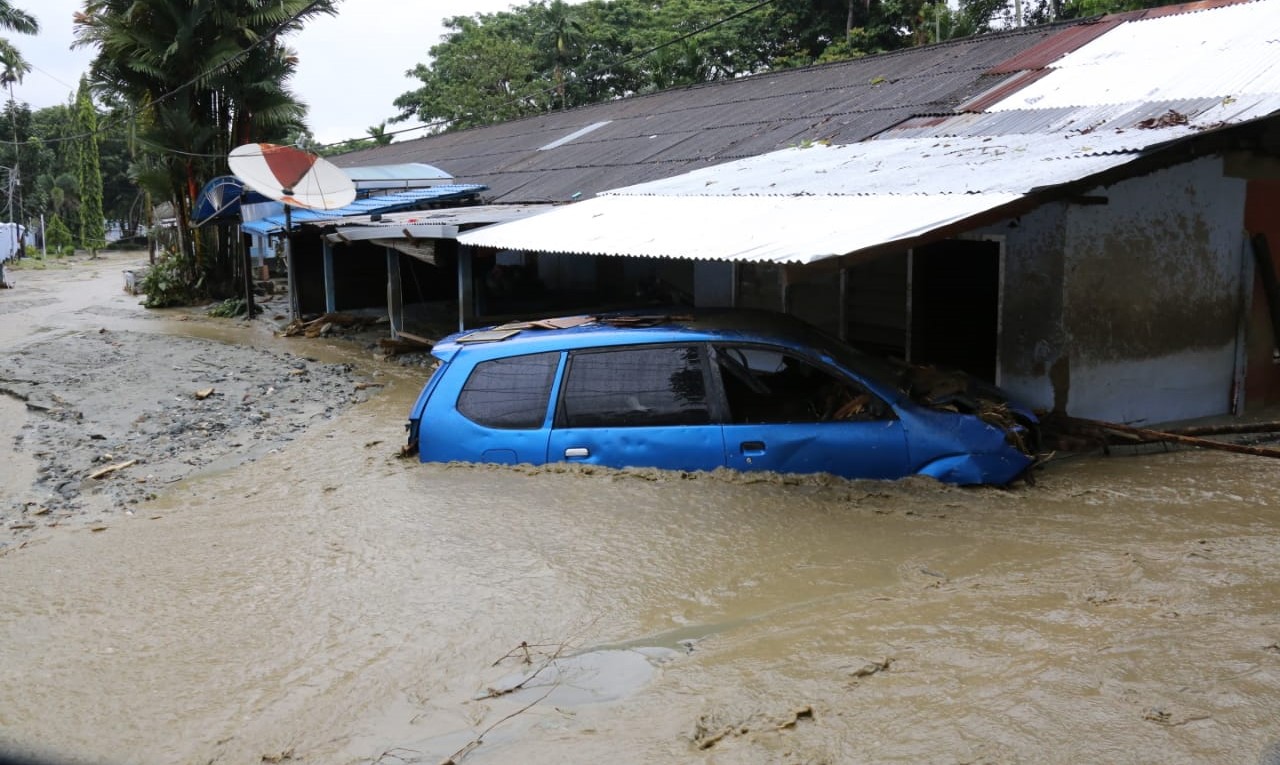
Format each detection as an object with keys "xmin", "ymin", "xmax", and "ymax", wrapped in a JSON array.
[
  {"xmin": 457, "ymin": 351, "xmax": 560, "ymax": 429},
  {"xmin": 560, "ymin": 345, "xmax": 711, "ymax": 428}
]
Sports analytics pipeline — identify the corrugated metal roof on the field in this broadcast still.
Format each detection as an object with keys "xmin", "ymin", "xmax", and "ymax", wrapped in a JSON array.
[
  {"xmin": 241, "ymin": 185, "xmax": 485, "ymax": 235},
  {"xmin": 605, "ymin": 126, "xmax": 1194, "ymax": 198},
  {"xmin": 886, "ymin": 94, "xmax": 1280, "ymax": 138},
  {"xmin": 961, "ymin": 69, "xmax": 1053, "ymax": 112},
  {"xmin": 985, "ymin": 19, "xmax": 1122, "ymax": 74},
  {"xmin": 343, "ymin": 163, "xmax": 451, "ymax": 182},
  {"xmin": 458, "ymin": 194, "xmax": 1023, "ymax": 264},
  {"xmin": 330, "ymin": 23, "xmax": 1075, "ymax": 203},
  {"xmin": 321, "ymin": 204, "xmax": 556, "ymax": 242},
  {"xmin": 989, "ymin": 0, "xmax": 1280, "ymax": 110},
  {"xmin": 453, "ymin": 110, "xmax": 1220, "ymax": 263}
]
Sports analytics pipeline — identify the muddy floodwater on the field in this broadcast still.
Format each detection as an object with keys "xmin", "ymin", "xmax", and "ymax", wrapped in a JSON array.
[{"xmin": 3, "ymin": 255, "xmax": 1280, "ymax": 765}]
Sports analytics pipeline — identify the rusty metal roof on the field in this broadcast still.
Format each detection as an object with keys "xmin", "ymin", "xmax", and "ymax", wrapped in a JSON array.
[{"xmin": 985, "ymin": 19, "xmax": 1122, "ymax": 74}]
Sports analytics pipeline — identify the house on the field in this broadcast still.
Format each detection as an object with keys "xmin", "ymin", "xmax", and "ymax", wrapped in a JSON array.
[{"xmin": 322, "ymin": 0, "xmax": 1280, "ymax": 425}]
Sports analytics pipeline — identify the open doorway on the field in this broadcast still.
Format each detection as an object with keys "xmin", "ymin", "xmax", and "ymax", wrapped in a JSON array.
[{"xmin": 910, "ymin": 238, "xmax": 1002, "ymax": 383}]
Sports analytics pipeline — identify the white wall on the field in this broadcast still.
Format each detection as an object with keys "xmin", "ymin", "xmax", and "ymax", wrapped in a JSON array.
[
  {"xmin": 1061, "ymin": 157, "xmax": 1246, "ymax": 423},
  {"xmin": 978, "ymin": 156, "xmax": 1249, "ymax": 423}
]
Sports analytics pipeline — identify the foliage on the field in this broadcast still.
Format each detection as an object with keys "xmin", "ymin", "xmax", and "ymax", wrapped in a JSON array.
[
  {"xmin": 206, "ymin": 297, "xmax": 249, "ymax": 317},
  {"xmin": 393, "ymin": 0, "xmax": 1200, "ymax": 132},
  {"xmin": 139, "ymin": 249, "xmax": 196, "ymax": 308},
  {"xmin": 44, "ymin": 213, "xmax": 73, "ymax": 252},
  {"xmin": 74, "ymin": 0, "xmax": 338, "ymax": 304},
  {"xmin": 75, "ymin": 77, "xmax": 107, "ymax": 254}
]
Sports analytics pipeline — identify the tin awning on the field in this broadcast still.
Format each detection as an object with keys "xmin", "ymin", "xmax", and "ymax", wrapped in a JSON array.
[
  {"xmin": 456, "ymin": 125, "xmax": 1200, "ymax": 263},
  {"xmin": 458, "ymin": 193, "xmax": 1022, "ymax": 264},
  {"xmin": 241, "ymin": 184, "xmax": 487, "ymax": 236}
]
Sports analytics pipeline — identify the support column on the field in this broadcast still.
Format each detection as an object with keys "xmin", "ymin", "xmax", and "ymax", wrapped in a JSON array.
[
  {"xmin": 284, "ymin": 206, "xmax": 299, "ymax": 319},
  {"xmin": 457, "ymin": 245, "xmax": 474, "ymax": 332},
  {"xmin": 323, "ymin": 239, "xmax": 337, "ymax": 314},
  {"xmin": 387, "ymin": 247, "xmax": 403, "ymax": 340}
]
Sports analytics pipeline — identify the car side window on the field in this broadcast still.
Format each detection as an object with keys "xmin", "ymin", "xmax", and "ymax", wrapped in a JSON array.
[
  {"xmin": 714, "ymin": 345, "xmax": 892, "ymax": 424},
  {"xmin": 457, "ymin": 351, "xmax": 560, "ymax": 429},
  {"xmin": 559, "ymin": 345, "xmax": 711, "ymax": 428}
]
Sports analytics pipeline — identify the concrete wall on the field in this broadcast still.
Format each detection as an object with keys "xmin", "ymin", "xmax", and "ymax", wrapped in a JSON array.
[
  {"xmin": 1061, "ymin": 157, "xmax": 1246, "ymax": 423},
  {"xmin": 984, "ymin": 157, "xmax": 1249, "ymax": 423},
  {"xmin": 975, "ymin": 202, "xmax": 1069, "ymax": 411}
]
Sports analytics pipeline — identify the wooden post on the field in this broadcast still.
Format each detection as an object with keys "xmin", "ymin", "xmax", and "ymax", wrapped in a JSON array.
[
  {"xmin": 323, "ymin": 238, "xmax": 337, "ymax": 314},
  {"xmin": 240, "ymin": 226, "xmax": 254, "ymax": 320},
  {"xmin": 386, "ymin": 246, "xmax": 403, "ymax": 340}
]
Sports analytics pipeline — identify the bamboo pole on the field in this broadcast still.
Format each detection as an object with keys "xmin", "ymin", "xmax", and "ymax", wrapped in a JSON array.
[{"xmin": 1058, "ymin": 416, "xmax": 1280, "ymax": 459}]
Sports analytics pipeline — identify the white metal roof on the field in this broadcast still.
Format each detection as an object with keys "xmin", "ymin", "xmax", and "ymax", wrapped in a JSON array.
[
  {"xmin": 459, "ymin": 193, "xmax": 1022, "ymax": 263},
  {"xmin": 323, "ymin": 204, "xmax": 554, "ymax": 243},
  {"xmin": 989, "ymin": 0, "xmax": 1280, "ymax": 110},
  {"xmin": 606, "ymin": 126, "xmax": 1194, "ymax": 198},
  {"xmin": 457, "ymin": 127, "xmax": 1184, "ymax": 262}
]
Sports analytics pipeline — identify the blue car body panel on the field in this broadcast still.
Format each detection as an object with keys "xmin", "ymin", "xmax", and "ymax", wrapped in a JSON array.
[
  {"xmin": 408, "ymin": 311, "xmax": 1036, "ymax": 485},
  {"xmin": 722, "ymin": 420, "xmax": 910, "ymax": 478},
  {"xmin": 548, "ymin": 424, "xmax": 727, "ymax": 472}
]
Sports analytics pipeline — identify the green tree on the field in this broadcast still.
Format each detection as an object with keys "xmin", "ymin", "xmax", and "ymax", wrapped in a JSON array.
[
  {"xmin": 74, "ymin": 77, "xmax": 105, "ymax": 255},
  {"xmin": 538, "ymin": 0, "xmax": 585, "ymax": 110},
  {"xmin": 393, "ymin": 15, "xmax": 546, "ymax": 130},
  {"xmin": 367, "ymin": 121, "xmax": 393, "ymax": 146},
  {"xmin": 45, "ymin": 212, "xmax": 73, "ymax": 253}
]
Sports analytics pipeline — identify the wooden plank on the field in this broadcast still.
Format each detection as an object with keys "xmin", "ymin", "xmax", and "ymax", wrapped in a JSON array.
[{"xmin": 89, "ymin": 459, "xmax": 138, "ymax": 480}]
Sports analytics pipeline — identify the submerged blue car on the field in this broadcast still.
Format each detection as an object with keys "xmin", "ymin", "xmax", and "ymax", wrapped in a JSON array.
[{"xmin": 406, "ymin": 311, "xmax": 1038, "ymax": 485}]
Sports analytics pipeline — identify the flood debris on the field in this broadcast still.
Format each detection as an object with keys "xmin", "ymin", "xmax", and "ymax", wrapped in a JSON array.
[
  {"xmin": 1043, "ymin": 414, "xmax": 1280, "ymax": 459},
  {"xmin": 281, "ymin": 312, "xmax": 382, "ymax": 339},
  {"xmin": 693, "ymin": 704, "xmax": 817, "ymax": 750},
  {"xmin": 88, "ymin": 459, "xmax": 138, "ymax": 480},
  {"xmin": 378, "ymin": 333, "xmax": 434, "ymax": 357},
  {"xmin": 1136, "ymin": 109, "xmax": 1188, "ymax": 129},
  {"xmin": 849, "ymin": 657, "xmax": 894, "ymax": 679}
]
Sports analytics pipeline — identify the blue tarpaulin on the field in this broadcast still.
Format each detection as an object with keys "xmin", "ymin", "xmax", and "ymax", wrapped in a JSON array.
[
  {"xmin": 192, "ymin": 176, "xmax": 274, "ymax": 227},
  {"xmin": 240, "ymin": 185, "xmax": 487, "ymax": 236}
]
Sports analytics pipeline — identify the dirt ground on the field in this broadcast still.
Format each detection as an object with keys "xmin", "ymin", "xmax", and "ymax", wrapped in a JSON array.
[
  {"xmin": 4, "ymin": 251, "xmax": 1280, "ymax": 765},
  {"xmin": 0, "ymin": 251, "xmax": 404, "ymax": 545}
]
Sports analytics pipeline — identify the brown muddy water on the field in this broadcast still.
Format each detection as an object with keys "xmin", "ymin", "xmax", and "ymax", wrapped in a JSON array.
[{"xmin": 3, "ymin": 256, "xmax": 1280, "ymax": 765}]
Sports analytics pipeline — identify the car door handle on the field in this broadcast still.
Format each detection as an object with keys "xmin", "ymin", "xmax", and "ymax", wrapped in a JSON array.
[
  {"xmin": 740, "ymin": 441, "xmax": 766, "ymax": 455},
  {"xmin": 564, "ymin": 447, "xmax": 590, "ymax": 459}
]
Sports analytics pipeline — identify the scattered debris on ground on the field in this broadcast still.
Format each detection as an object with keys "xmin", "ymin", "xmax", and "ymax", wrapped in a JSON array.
[
  {"xmin": 692, "ymin": 704, "xmax": 816, "ymax": 750},
  {"xmin": 1042, "ymin": 413, "xmax": 1280, "ymax": 459},
  {"xmin": 1, "ymin": 329, "xmax": 373, "ymax": 544}
]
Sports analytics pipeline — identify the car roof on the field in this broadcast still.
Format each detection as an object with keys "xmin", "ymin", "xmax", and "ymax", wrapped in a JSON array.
[{"xmin": 432, "ymin": 309, "xmax": 840, "ymax": 362}]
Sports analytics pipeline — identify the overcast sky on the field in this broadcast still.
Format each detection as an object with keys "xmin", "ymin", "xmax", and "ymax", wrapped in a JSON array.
[{"xmin": 16, "ymin": 0, "xmax": 533, "ymax": 145}]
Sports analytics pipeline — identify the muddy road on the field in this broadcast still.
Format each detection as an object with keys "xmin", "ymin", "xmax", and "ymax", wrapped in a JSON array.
[{"xmin": 3, "ymin": 254, "xmax": 1280, "ymax": 765}]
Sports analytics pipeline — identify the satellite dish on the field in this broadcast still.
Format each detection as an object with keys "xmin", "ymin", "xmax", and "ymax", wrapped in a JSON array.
[{"xmin": 228, "ymin": 143, "xmax": 356, "ymax": 210}]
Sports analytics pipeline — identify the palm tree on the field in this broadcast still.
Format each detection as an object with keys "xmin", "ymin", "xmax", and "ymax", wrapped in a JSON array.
[
  {"xmin": 73, "ymin": 0, "xmax": 337, "ymax": 295},
  {"xmin": 367, "ymin": 121, "xmax": 393, "ymax": 146},
  {"xmin": 540, "ymin": 0, "xmax": 584, "ymax": 111},
  {"xmin": 0, "ymin": 3, "xmax": 36, "ymax": 236},
  {"xmin": 0, "ymin": 2, "xmax": 36, "ymax": 35}
]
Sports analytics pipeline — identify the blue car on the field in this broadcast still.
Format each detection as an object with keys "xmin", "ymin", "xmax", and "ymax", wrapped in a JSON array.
[{"xmin": 406, "ymin": 311, "xmax": 1038, "ymax": 485}]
